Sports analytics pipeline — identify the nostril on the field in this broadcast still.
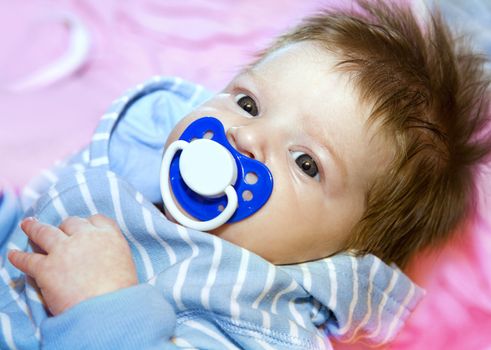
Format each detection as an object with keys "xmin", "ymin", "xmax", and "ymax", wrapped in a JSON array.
[{"xmin": 233, "ymin": 143, "xmax": 255, "ymax": 159}]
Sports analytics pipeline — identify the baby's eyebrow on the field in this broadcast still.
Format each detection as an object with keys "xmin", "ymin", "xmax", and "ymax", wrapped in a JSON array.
[
  {"xmin": 236, "ymin": 68, "xmax": 262, "ymax": 86},
  {"xmin": 232, "ymin": 68, "xmax": 250, "ymax": 81}
]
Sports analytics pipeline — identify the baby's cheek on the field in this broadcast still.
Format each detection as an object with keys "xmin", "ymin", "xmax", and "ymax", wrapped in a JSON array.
[
  {"xmin": 165, "ymin": 113, "xmax": 204, "ymax": 148},
  {"xmin": 165, "ymin": 122, "xmax": 185, "ymax": 148}
]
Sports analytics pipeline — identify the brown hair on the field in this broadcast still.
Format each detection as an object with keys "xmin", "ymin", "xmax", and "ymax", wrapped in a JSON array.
[{"xmin": 256, "ymin": 0, "xmax": 491, "ymax": 267}]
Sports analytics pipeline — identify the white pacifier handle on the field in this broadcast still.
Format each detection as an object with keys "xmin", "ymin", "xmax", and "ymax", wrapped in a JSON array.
[{"xmin": 160, "ymin": 139, "xmax": 238, "ymax": 231}]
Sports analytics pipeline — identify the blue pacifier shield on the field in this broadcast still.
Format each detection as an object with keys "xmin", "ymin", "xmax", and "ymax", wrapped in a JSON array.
[{"xmin": 169, "ymin": 117, "xmax": 273, "ymax": 223}]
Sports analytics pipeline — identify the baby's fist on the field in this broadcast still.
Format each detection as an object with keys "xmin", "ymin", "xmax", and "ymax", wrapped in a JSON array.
[{"xmin": 9, "ymin": 214, "xmax": 137, "ymax": 315}]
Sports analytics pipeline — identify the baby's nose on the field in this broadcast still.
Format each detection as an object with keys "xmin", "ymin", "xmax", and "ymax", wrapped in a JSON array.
[{"xmin": 226, "ymin": 126, "xmax": 264, "ymax": 162}]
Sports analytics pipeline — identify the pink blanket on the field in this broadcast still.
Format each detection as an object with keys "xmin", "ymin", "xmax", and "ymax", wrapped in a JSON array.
[{"xmin": 1, "ymin": 1, "xmax": 490, "ymax": 348}]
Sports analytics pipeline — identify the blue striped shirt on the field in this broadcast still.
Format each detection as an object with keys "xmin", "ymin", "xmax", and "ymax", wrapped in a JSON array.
[{"xmin": 0, "ymin": 76, "xmax": 424, "ymax": 350}]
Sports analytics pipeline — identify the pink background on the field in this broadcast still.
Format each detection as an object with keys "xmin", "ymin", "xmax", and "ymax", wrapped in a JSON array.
[{"xmin": 1, "ymin": 1, "xmax": 490, "ymax": 348}]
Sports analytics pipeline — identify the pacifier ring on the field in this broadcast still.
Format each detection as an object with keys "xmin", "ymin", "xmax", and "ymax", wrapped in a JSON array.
[
  {"xmin": 160, "ymin": 139, "xmax": 239, "ymax": 231},
  {"xmin": 161, "ymin": 116, "xmax": 273, "ymax": 229}
]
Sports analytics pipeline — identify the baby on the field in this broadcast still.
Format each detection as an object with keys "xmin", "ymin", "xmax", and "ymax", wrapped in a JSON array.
[{"xmin": 2, "ymin": 1, "xmax": 490, "ymax": 349}]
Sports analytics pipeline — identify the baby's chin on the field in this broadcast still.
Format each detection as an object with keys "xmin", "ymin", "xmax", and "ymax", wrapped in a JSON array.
[
  {"xmin": 209, "ymin": 223, "xmax": 277, "ymax": 262},
  {"xmin": 159, "ymin": 210, "xmax": 318, "ymax": 265}
]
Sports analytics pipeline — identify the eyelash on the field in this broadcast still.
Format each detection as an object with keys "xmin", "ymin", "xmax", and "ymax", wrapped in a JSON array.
[
  {"xmin": 233, "ymin": 90, "xmax": 260, "ymax": 117},
  {"xmin": 290, "ymin": 151, "xmax": 321, "ymax": 182}
]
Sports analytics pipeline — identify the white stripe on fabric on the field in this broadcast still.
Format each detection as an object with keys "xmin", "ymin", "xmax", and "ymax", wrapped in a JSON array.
[
  {"xmin": 169, "ymin": 77, "xmax": 183, "ymax": 92},
  {"xmin": 0, "ymin": 313, "xmax": 17, "ymax": 350},
  {"xmin": 6, "ymin": 243, "xmax": 20, "ymax": 252},
  {"xmin": 112, "ymin": 95, "xmax": 129, "ymax": 104},
  {"xmin": 147, "ymin": 275, "xmax": 157, "ymax": 287},
  {"xmin": 0, "ymin": 269, "xmax": 33, "ymax": 326},
  {"xmin": 173, "ymin": 225, "xmax": 199, "ymax": 310},
  {"xmin": 92, "ymin": 132, "xmax": 111, "ymax": 141},
  {"xmin": 41, "ymin": 169, "xmax": 58, "ymax": 183},
  {"xmin": 201, "ymin": 237, "xmax": 223, "ymax": 310},
  {"xmin": 184, "ymin": 320, "xmax": 239, "ymax": 350},
  {"xmin": 337, "ymin": 257, "xmax": 359, "ymax": 335},
  {"xmin": 288, "ymin": 319, "xmax": 299, "ymax": 339},
  {"xmin": 253, "ymin": 266, "xmax": 275, "ymax": 330},
  {"xmin": 172, "ymin": 336, "xmax": 196, "ymax": 348},
  {"xmin": 230, "ymin": 249, "xmax": 250, "ymax": 319},
  {"xmin": 134, "ymin": 191, "xmax": 144, "ymax": 204},
  {"xmin": 311, "ymin": 299, "xmax": 321, "ymax": 321},
  {"xmin": 108, "ymin": 174, "xmax": 154, "ymax": 280},
  {"xmin": 72, "ymin": 163, "xmax": 85, "ymax": 172},
  {"xmin": 256, "ymin": 339, "xmax": 277, "ymax": 350},
  {"xmin": 315, "ymin": 333, "xmax": 328, "ymax": 350},
  {"xmin": 101, "ymin": 112, "xmax": 118, "ymax": 120},
  {"xmin": 260, "ymin": 310, "xmax": 271, "ymax": 329},
  {"xmin": 48, "ymin": 188, "xmax": 68, "ymax": 220},
  {"xmin": 34, "ymin": 327, "xmax": 41, "ymax": 341},
  {"xmin": 22, "ymin": 186, "xmax": 40, "ymax": 200},
  {"xmin": 81, "ymin": 149, "xmax": 90, "ymax": 163},
  {"xmin": 288, "ymin": 299, "xmax": 306, "ymax": 329},
  {"xmin": 0, "ymin": 273, "xmax": 29, "ymax": 317},
  {"xmin": 25, "ymin": 283, "xmax": 43, "ymax": 305},
  {"xmin": 346, "ymin": 258, "xmax": 381, "ymax": 342},
  {"xmin": 152, "ymin": 76, "xmax": 162, "ymax": 83},
  {"xmin": 90, "ymin": 157, "xmax": 109, "ymax": 167},
  {"xmin": 140, "ymin": 205, "xmax": 177, "ymax": 266},
  {"xmin": 300, "ymin": 263, "xmax": 312, "ymax": 292},
  {"xmin": 271, "ymin": 280, "xmax": 297, "ymax": 314},
  {"xmin": 368, "ymin": 269, "xmax": 399, "ymax": 340},
  {"xmin": 24, "ymin": 282, "xmax": 43, "ymax": 339},
  {"xmin": 252, "ymin": 264, "xmax": 275, "ymax": 309},
  {"xmin": 325, "ymin": 259, "xmax": 337, "ymax": 309},
  {"xmin": 382, "ymin": 282, "xmax": 415, "ymax": 343},
  {"xmin": 75, "ymin": 172, "xmax": 97, "ymax": 215}
]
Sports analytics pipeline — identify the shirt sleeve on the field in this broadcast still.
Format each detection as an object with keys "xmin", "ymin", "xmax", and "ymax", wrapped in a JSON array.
[{"xmin": 40, "ymin": 284, "xmax": 180, "ymax": 350}]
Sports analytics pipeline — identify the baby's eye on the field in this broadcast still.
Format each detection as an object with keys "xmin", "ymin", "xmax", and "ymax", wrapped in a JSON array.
[
  {"xmin": 235, "ymin": 93, "xmax": 259, "ymax": 116},
  {"xmin": 291, "ymin": 151, "xmax": 320, "ymax": 181}
]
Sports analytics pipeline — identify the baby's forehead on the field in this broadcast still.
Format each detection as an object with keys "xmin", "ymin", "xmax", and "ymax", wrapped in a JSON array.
[
  {"xmin": 236, "ymin": 42, "xmax": 374, "ymax": 127},
  {"xmin": 251, "ymin": 42, "xmax": 335, "ymax": 74},
  {"xmin": 241, "ymin": 42, "xmax": 391, "ymax": 183},
  {"xmin": 235, "ymin": 49, "xmax": 341, "ymax": 98}
]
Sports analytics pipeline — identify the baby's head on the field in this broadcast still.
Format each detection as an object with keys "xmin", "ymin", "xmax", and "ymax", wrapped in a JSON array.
[{"xmin": 165, "ymin": 0, "xmax": 491, "ymax": 267}]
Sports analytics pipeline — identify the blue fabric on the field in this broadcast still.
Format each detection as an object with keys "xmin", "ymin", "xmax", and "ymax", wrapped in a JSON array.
[
  {"xmin": 0, "ymin": 76, "xmax": 424, "ymax": 349},
  {"xmin": 109, "ymin": 87, "xmax": 212, "ymax": 204},
  {"xmin": 0, "ymin": 188, "xmax": 22, "ymax": 258},
  {"xmin": 42, "ymin": 284, "xmax": 178, "ymax": 350}
]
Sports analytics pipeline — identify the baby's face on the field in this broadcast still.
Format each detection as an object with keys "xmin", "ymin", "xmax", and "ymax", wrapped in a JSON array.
[{"xmin": 165, "ymin": 41, "xmax": 390, "ymax": 264}]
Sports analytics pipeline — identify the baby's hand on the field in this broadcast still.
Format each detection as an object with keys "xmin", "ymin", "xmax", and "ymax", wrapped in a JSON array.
[{"xmin": 8, "ymin": 215, "xmax": 137, "ymax": 316}]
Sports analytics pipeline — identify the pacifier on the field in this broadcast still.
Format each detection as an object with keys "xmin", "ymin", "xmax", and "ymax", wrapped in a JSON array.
[{"xmin": 160, "ymin": 117, "xmax": 273, "ymax": 231}]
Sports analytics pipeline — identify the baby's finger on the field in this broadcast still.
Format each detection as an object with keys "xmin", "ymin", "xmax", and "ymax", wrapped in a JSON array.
[
  {"xmin": 20, "ymin": 218, "xmax": 66, "ymax": 253},
  {"xmin": 8, "ymin": 250, "xmax": 45, "ymax": 278},
  {"xmin": 88, "ymin": 214, "xmax": 119, "ymax": 231},
  {"xmin": 59, "ymin": 216, "xmax": 92, "ymax": 236}
]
